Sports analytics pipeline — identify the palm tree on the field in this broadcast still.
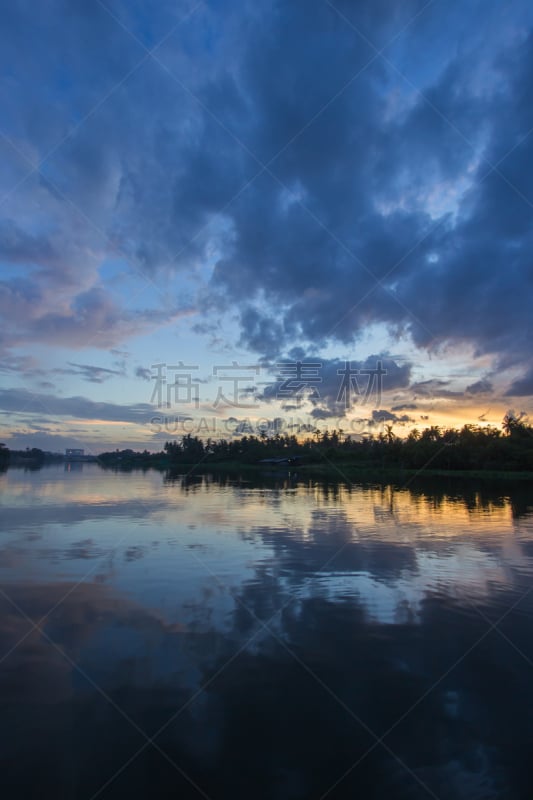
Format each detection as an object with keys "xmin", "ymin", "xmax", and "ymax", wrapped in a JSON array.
[
  {"xmin": 385, "ymin": 424, "xmax": 395, "ymax": 444},
  {"xmin": 503, "ymin": 411, "xmax": 520, "ymax": 436},
  {"xmin": 502, "ymin": 411, "xmax": 531, "ymax": 439}
]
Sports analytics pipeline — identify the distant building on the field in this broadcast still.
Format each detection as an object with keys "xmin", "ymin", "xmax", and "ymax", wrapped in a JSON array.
[{"xmin": 65, "ymin": 448, "xmax": 84, "ymax": 457}]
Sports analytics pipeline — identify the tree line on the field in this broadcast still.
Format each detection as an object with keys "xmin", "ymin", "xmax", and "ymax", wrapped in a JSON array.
[
  {"xmin": 3, "ymin": 413, "xmax": 531, "ymax": 474},
  {"xmin": 97, "ymin": 413, "xmax": 533, "ymax": 473}
]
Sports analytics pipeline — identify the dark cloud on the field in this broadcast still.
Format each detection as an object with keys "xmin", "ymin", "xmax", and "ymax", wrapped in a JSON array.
[
  {"xmin": 310, "ymin": 407, "xmax": 337, "ymax": 420},
  {"xmin": 372, "ymin": 409, "xmax": 413, "ymax": 423},
  {"xmin": 135, "ymin": 366, "xmax": 152, "ymax": 381},
  {"xmin": 505, "ymin": 369, "xmax": 533, "ymax": 397},
  {"xmin": 0, "ymin": 388, "xmax": 154, "ymax": 424},
  {"xmin": 466, "ymin": 379, "xmax": 494, "ymax": 395},
  {"xmin": 204, "ymin": 1, "xmax": 533, "ymax": 368},
  {"xmin": 55, "ymin": 362, "xmax": 126, "ymax": 383},
  {"xmin": 410, "ymin": 379, "xmax": 462, "ymax": 399},
  {"xmin": 0, "ymin": 0, "xmax": 532, "ymax": 391},
  {"xmin": 0, "ymin": 219, "xmax": 59, "ymax": 264},
  {"xmin": 258, "ymin": 355, "xmax": 412, "ymax": 418}
]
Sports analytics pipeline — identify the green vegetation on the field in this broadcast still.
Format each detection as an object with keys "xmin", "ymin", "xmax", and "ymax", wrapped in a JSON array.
[
  {"xmin": 0, "ymin": 443, "xmax": 9, "ymax": 469},
  {"xmin": 2, "ymin": 414, "xmax": 531, "ymax": 479},
  {"xmin": 2, "ymin": 447, "xmax": 84, "ymax": 468},
  {"xmin": 97, "ymin": 413, "xmax": 533, "ymax": 478},
  {"xmin": 3, "ymin": 446, "xmax": 51, "ymax": 468}
]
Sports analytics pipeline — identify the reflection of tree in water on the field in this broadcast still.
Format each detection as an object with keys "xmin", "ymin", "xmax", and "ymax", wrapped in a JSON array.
[
  {"xmin": 164, "ymin": 469, "xmax": 533, "ymax": 522},
  {"xmin": 507, "ymin": 486, "xmax": 533, "ymax": 520},
  {"xmin": 401, "ymin": 477, "xmax": 506, "ymax": 515}
]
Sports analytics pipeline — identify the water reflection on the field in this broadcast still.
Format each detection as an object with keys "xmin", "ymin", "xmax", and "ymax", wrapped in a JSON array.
[
  {"xmin": 1, "ymin": 464, "xmax": 532, "ymax": 798},
  {"xmin": 64, "ymin": 460, "xmax": 84, "ymax": 472}
]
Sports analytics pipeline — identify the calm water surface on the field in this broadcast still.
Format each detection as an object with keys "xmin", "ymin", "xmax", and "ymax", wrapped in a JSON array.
[{"xmin": 1, "ymin": 464, "xmax": 533, "ymax": 799}]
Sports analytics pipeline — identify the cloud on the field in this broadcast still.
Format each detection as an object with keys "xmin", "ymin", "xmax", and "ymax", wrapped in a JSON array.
[
  {"xmin": 372, "ymin": 410, "xmax": 413, "ymax": 424},
  {"xmin": 0, "ymin": 388, "xmax": 155, "ymax": 424},
  {"xmin": 0, "ymin": 0, "xmax": 532, "ymax": 397},
  {"xmin": 466, "ymin": 379, "xmax": 494, "ymax": 395},
  {"xmin": 505, "ymin": 369, "xmax": 533, "ymax": 397},
  {"xmin": 54, "ymin": 361, "xmax": 126, "ymax": 383},
  {"xmin": 410, "ymin": 379, "xmax": 462, "ymax": 399},
  {"xmin": 202, "ymin": 2, "xmax": 533, "ymax": 370},
  {"xmin": 11, "ymin": 286, "xmax": 192, "ymax": 349},
  {"xmin": 135, "ymin": 366, "xmax": 152, "ymax": 381},
  {"xmin": 0, "ymin": 354, "xmax": 42, "ymax": 374},
  {"xmin": 257, "ymin": 355, "xmax": 412, "ymax": 418}
]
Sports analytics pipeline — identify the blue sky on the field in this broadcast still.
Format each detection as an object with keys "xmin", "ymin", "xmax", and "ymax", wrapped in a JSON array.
[{"xmin": 1, "ymin": 0, "xmax": 533, "ymax": 452}]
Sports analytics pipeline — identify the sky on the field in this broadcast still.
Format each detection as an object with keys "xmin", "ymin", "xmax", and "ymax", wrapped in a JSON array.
[{"xmin": 1, "ymin": 0, "xmax": 533, "ymax": 453}]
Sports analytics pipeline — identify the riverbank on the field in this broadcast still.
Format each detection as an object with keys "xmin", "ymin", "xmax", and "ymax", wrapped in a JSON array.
[{"xmin": 119, "ymin": 458, "xmax": 533, "ymax": 483}]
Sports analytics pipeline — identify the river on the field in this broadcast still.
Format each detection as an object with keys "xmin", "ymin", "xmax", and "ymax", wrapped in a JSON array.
[{"xmin": 1, "ymin": 463, "xmax": 532, "ymax": 799}]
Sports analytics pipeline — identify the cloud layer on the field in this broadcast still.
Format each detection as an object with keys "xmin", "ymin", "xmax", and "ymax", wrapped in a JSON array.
[{"xmin": 1, "ymin": 0, "xmax": 533, "ymax": 399}]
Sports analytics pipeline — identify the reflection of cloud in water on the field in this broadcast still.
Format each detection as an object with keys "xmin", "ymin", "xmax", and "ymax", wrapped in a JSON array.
[
  {"xmin": 2, "ymin": 467, "xmax": 533, "ymax": 635},
  {"xmin": 1, "ymin": 463, "xmax": 533, "ymax": 797},
  {"xmin": 0, "ymin": 581, "xmax": 188, "ymax": 705},
  {"xmin": 2, "ymin": 575, "xmax": 530, "ymax": 798},
  {"xmin": 247, "ymin": 508, "xmax": 530, "ymax": 624},
  {"xmin": 209, "ymin": 569, "xmax": 531, "ymax": 799},
  {"xmin": 0, "ymin": 499, "xmax": 163, "ymax": 531}
]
